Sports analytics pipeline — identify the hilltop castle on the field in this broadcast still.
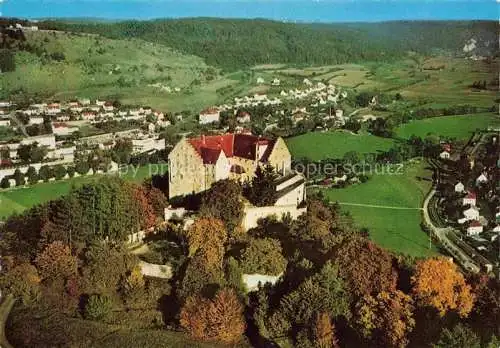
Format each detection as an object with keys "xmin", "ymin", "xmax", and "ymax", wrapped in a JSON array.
[{"xmin": 167, "ymin": 133, "xmax": 297, "ymax": 199}]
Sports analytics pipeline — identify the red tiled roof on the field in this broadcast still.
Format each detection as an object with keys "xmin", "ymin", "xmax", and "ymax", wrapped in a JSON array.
[
  {"xmin": 53, "ymin": 122, "xmax": 68, "ymax": 128},
  {"xmin": 465, "ymin": 191, "xmax": 477, "ymax": 199},
  {"xmin": 442, "ymin": 144, "xmax": 451, "ymax": 152},
  {"xmin": 468, "ymin": 220, "xmax": 482, "ymax": 228},
  {"xmin": 200, "ymin": 107, "xmax": 219, "ymax": 115},
  {"xmin": 188, "ymin": 133, "xmax": 275, "ymax": 164}
]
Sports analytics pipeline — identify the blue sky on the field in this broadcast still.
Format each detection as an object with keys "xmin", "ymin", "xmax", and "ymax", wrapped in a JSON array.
[{"xmin": 1, "ymin": 0, "xmax": 497, "ymax": 22}]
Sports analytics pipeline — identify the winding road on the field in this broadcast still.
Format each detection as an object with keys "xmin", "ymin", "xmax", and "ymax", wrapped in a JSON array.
[{"xmin": 422, "ymin": 188, "xmax": 480, "ymax": 273}]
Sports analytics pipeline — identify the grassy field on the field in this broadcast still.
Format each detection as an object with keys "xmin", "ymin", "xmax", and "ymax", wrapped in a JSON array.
[
  {"xmin": 286, "ymin": 130, "xmax": 395, "ymax": 161},
  {"xmin": 320, "ymin": 161, "xmax": 437, "ymax": 257},
  {"xmin": 1, "ymin": 31, "xmax": 211, "ymax": 110},
  {"xmin": 0, "ymin": 164, "xmax": 167, "ymax": 219},
  {"xmin": 396, "ymin": 113, "xmax": 500, "ymax": 140}
]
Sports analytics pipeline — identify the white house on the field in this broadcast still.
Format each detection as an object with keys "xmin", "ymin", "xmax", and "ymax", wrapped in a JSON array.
[
  {"xmin": 493, "ymin": 225, "xmax": 500, "ymax": 233},
  {"xmin": 303, "ymin": 78, "xmax": 312, "ymax": 86},
  {"xmin": 466, "ymin": 220, "xmax": 483, "ymax": 236},
  {"xmin": 237, "ymin": 112, "xmax": 251, "ymax": 124},
  {"xmin": 462, "ymin": 191, "xmax": 477, "ymax": 206},
  {"xmin": 458, "ymin": 206, "xmax": 480, "ymax": 224},
  {"xmin": 29, "ymin": 116, "xmax": 45, "ymax": 125},
  {"xmin": 271, "ymin": 78, "xmax": 281, "ymax": 86},
  {"xmin": 476, "ymin": 173, "xmax": 488, "ymax": 185},
  {"xmin": 46, "ymin": 103, "xmax": 61, "ymax": 115},
  {"xmin": 256, "ymin": 77, "xmax": 265, "ymax": 84},
  {"xmin": 439, "ymin": 151, "xmax": 451, "ymax": 160},
  {"xmin": 454, "ymin": 182, "xmax": 465, "ymax": 193},
  {"xmin": 103, "ymin": 102, "xmax": 114, "ymax": 112},
  {"xmin": 52, "ymin": 123, "xmax": 77, "ymax": 136},
  {"xmin": 199, "ymin": 107, "xmax": 220, "ymax": 124},
  {"xmin": 0, "ymin": 119, "xmax": 10, "ymax": 127},
  {"xmin": 78, "ymin": 98, "xmax": 91, "ymax": 105}
]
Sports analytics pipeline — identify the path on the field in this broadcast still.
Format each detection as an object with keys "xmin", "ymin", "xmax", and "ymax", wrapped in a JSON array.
[
  {"xmin": 337, "ymin": 202, "xmax": 423, "ymax": 210},
  {"xmin": 422, "ymin": 188, "xmax": 480, "ymax": 273}
]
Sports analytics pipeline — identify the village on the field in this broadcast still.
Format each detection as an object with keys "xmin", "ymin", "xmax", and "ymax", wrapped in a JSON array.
[
  {"xmin": 427, "ymin": 132, "xmax": 500, "ymax": 272},
  {"xmin": 0, "ymin": 78, "xmax": 352, "ymax": 186}
]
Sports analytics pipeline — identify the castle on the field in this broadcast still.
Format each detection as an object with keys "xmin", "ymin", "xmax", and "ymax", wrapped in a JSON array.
[
  {"xmin": 168, "ymin": 133, "xmax": 294, "ymax": 197},
  {"xmin": 168, "ymin": 133, "xmax": 307, "ymax": 229}
]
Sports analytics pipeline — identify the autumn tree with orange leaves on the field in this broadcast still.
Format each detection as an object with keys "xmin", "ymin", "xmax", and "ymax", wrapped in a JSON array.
[
  {"xmin": 180, "ymin": 288, "xmax": 246, "ymax": 344},
  {"xmin": 335, "ymin": 237, "xmax": 397, "ymax": 297},
  {"xmin": 411, "ymin": 257, "xmax": 474, "ymax": 318},
  {"xmin": 314, "ymin": 312, "xmax": 340, "ymax": 348},
  {"xmin": 35, "ymin": 241, "xmax": 78, "ymax": 281},
  {"xmin": 355, "ymin": 290, "xmax": 415, "ymax": 348},
  {"xmin": 132, "ymin": 185, "xmax": 156, "ymax": 229},
  {"xmin": 185, "ymin": 217, "xmax": 228, "ymax": 269}
]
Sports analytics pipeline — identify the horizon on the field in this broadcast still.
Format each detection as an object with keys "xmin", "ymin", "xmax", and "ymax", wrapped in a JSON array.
[{"xmin": 1, "ymin": 0, "xmax": 497, "ymax": 22}]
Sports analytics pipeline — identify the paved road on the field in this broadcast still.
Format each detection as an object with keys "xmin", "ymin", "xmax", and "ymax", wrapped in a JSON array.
[{"xmin": 422, "ymin": 188, "xmax": 480, "ymax": 273}]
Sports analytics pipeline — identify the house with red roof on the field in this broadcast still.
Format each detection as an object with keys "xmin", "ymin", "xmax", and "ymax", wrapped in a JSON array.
[
  {"xmin": 462, "ymin": 191, "xmax": 477, "ymax": 206},
  {"xmin": 466, "ymin": 220, "xmax": 483, "ymax": 236},
  {"xmin": 167, "ymin": 133, "xmax": 294, "ymax": 199}
]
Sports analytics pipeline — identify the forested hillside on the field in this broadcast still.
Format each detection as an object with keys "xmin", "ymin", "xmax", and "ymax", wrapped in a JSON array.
[{"xmin": 40, "ymin": 19, "xmax": 498, "ymax": 70}]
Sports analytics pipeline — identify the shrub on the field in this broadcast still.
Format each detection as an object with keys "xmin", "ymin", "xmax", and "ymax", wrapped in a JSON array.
[
  {"xmin": 84, "ymin": 294, "xmax": 113, "ymax": 321},
  {"xmin": 0, "ymin": 177, "xmax": 10, "ymax": 188}
]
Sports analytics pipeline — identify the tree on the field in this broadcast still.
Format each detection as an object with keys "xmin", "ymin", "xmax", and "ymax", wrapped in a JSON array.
[
  {"xmin": 313, "ymin": 312, "xmax": 340, "ymax": 348},
  {"xmin": 13, "ymin": 168, "xmax": 25, "ymax": 186},
  {"xmin": 145, "ymin": 186, "xmax": 169, "ymax": 217},
  {"xmin": 38, "ymin": 165, "xmax": 53, "ymax": 182},
  {"xmin": 84, "ymin": 294, "xmax": 113, "ymax": 321},
  {"xmin": 412, "ymin": 257, "xmax": 474, "ymax": 318},
  {"xmin": 0, "ymin": 177, "xmax": 10, "ymax": 188},
  {"xmin": 468, "ymin": 275, "xmax": 499, "ymax": 341},
  {"xmin": 26, "ymin": 166, "xmax": 38, "ymax": 185},
  {"xmin": 433, "ymin": 324, "xmax": 481, "ymax": 348},
  {"xmin": 132, "ymin": 185, "xmax": 156, "ymax": 229},
  {"xmin": 178, "ymin": 253, "xmax": 225, "ymax": 301},
  {"xmin": 53, "ymin": 164, "xmax": 66, "ymax": 180},
  {"xmin": 355, "ymin": 290, "xmax": 415, "ymax": 348},
  {"xmin": 0, "ymin": 262, "xmax": 41, "ymax": 305},
  {"xmin": 335, "ymin": 238, "xmax": 397, "ymax": 298},
  {"xmin": 35, "ymin": 241, "xmax": 77, "ymax": 282},
  {"xmin": 355, "ymin": 92, "xmax": 374, "ymax": 107},
  {"xmin": 81, "ymin": 243, "xmax": 138, "ymax": 295},
  {"xmin": 75, "ymin": 161, "xmax": 90, "ymax": 175},
  {"xmin": 200, "ymin": 179, "xmax": 244, "ymax": 233},
  {"xmin": 245, "ymin": 164, "xmax": 278, "ymax": 207},
  {"xmin": 185, "ymin": 217, "xmax": 228, "ymax": 268},
  {"xmin": 368, "ymin": 117, "xmax": 394, "ymax": 138},
  {"xmin": 240, "ymin": 237, "xmax": 287, "ymax": 276},
  {"xmin": 180, "ymin": 288, "xmax": 245, "ymax": 344},
  {"xmin": 272, "ymin": 262, "xmax": 351, "ymax": 336},
  {"xmin": 111, "ymin": 138, "xmax": 133, "ymax": 164}
]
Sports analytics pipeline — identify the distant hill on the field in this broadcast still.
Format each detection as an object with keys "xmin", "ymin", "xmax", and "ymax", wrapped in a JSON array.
[
  {"xmin": 0, "ymin": 29, "xmax": 210, "ymax": 100},
  {"xmin": 38, "ymin": 18, "xmax": 499, "ymax": 70}
]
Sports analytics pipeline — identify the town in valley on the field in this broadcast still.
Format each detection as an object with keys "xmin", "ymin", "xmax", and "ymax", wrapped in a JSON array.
[{"xmin": 0, "ymin": 4, "xmax": 498, "ymax": 348}]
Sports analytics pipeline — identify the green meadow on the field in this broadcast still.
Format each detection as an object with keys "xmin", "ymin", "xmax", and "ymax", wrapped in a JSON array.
[
  {"xmin": 320, "ymin": 161, "xmax": 437, "ymax": 257},
  {"xmin": 286, "ymin": 131, "xmax": 395, "ymax": 161},
  {"xmin": 396, "ymin": 113, "xmax": 500, "ymax": 140}
]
